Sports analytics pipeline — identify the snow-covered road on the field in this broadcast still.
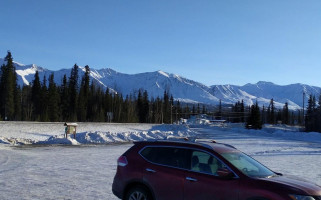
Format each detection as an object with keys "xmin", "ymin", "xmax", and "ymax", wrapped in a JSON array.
[
  {"xmin": 0, "ymin": 125, "xmax": 320, "ymax": 200},
  {"xmin": 0, "ymin": 144, "xmax": 131, "ymax": 200}
]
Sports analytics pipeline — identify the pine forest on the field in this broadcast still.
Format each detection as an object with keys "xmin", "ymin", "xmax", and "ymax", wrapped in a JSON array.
[{"xmin": 1, "ymin": 52, "xmax": 321, "ymax": 133}]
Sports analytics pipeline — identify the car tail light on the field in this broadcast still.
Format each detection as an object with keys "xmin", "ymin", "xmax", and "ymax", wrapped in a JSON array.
[{"xmin": 117, "ymin": 156, "xmax": 128, "ymax": 167}]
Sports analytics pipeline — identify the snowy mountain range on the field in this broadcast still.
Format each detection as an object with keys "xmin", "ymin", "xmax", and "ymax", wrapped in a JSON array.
[{"xmin": 1, "ymin": 58, "xmax": 320, "ymax": 110}]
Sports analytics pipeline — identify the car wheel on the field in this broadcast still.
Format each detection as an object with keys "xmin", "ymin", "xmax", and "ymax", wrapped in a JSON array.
[{"xmin": 125, "ymin": 186, "xmax": 152, "ymax": 200}]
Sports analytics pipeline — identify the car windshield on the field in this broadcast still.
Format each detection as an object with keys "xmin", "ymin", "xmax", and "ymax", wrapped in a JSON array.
[{"xmin": 222, "ymin": 152, "xmax": 276, "ymax": 178}]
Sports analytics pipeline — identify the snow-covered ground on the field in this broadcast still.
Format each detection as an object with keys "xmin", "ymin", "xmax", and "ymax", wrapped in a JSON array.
[{"xmin": 0, "ymin": 122, "xmax": 320, "ymax": 199}]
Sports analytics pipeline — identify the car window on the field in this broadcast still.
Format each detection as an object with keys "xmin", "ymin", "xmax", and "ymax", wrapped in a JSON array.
[
  {"xmin": 222, "ymin": 152, "xmax": 275, "ymax": 178},
  {"xmin": 140, "ymin": 147, "xmax": 158, "ymax": 163},
  {"xmin": 140, "ymin": 147, "xmax": 188, "ymax": 169},
  {"xmin": 190, "ymin": 150, "xmax": 226, "ymax": 175}
]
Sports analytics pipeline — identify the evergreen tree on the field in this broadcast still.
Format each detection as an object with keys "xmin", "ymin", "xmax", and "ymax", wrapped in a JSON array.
[
  {"xmin": 31, "ymin": 71, "xmax": 42, "ymax": 120},
  {"xmin": 21, "ymin": 85, "xmax": 33, "ymax": 120},
  {"xmin": 14, "ymin": 85, "xmax": 22, "ymax": 121},
  {"xmin": 88, "ymin": 82, "xmax": 105, "ymax": 122},
  {"xmin": 246, "ymin": 101, "xmax": 262, "ymax": 129},
  {"xmin": 104, "ymin": 88, "xmax": 112, "ymax": 115},
  {"xmin": 143, "ymin": 90, "xmax": 150, "ymax": 122},
  {"xmin": 94, "ymin": 86, "xmax": 106, "ymax": 122},
  {"xmin": 48, "ymin": 73, "xmax": 60, "ymax": 121},
  {"xmin": 305, "ymin": 95, "xmax": 317, "ymax": 132},
  {"xmin": 151, "ymin": 97, "xmax": 163, "ymax": 123},
  {"xmin": 184, "ymin": 104, "xmax": 190, "ymax": 119},
  {"xmin": 267, "ymin": 105, "xmax": 271, "ymax": 123},
  {"xmin": 261, "ymin": 105, "xmax": 266, "ymax": 124},
  {"xmin": 316, "ymin": 94, "xmax": 321, "ymax": 131},
  {"xmin": 290, "ymin": 111, "xmax": 295, "ymax": 125},
  {"xmin": 231, "ymin": 101, "xmax": 239, "ymax": 123},
  {"xmin": 267, "ymin": 99, "xmax": 275, "ymax": 124},
  {"xmin": 122, "ymin": 95, "xmax": 138, "ymax": 123},
  {"xmin": 175, "ymin": 100, "xmax": 182, "ymax": 122},
  {"xmin": 113, "ymin": 93, "xmax": 123, "ymax": 122},
  {"xmin": 197, "ymin": 103, "xmax": 200, "ymax": 114},
  {"xmin": 136, "ymin": 90, "xmax": 144, "ymax": 123},
  {"xmin": 192, "ymin": 105, "xmax": 196, "ymax": 115},
  {"xmin": 217, "ymin": 99, "xmax": 222, "ymax": 120},
  {"xmin": 231, "ymin": 100, "xmax": 245, "ymax": 123},
  {"xmin": 0, "ymin": 52, "xmax": 17, "ymax": 120},
  {"xmin": 297, "ymin": 110, "xmax": 302, "ymax": 125},
  {"xmin": 136, "ymin": 90, "xmax": 150, "ymax": 123},
  {"xmin": 276, "ymin": 109, "xmax": 282, "ymax": 123},
  {"xmin": 202, "ymin": 105, "xmax": 206, "ymax": 114},
  {"xmin": 40, "ymin": 75, "xmax": 49, "ymax": 121},
  {"xmin": 170, "ymin": 95, "xmax": 174, "ymax": 123},
  {"xmin": 78, "ymin": 65, "xmax": 90, "ymax": 121},
  {"xmin": 240, "ymin": 100, "xmax": 245, "ymax": 122},
  {"xmin": 282, "ymin": 102, "xmax": 289, "ymax": 125},
  {"xmin": 162, "ymin": 91, "xmax": 170, "ymax": 123},
  {"xmin": 68, "ymin": 64, "xmax": 79, "ymax": 121},
  {"xmin": 60, "ymin": 74, "xmax": 69, "ymax": 121}
]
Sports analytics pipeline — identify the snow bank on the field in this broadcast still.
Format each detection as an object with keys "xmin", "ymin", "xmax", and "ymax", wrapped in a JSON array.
[
  {"xmin": 0, "ymin": 122, "xmax": 196, "ymax": 145},
  {"xmin": 1, "ymin": 121, "xmax": 320, "ymax": 146},
  {"xmin": 37, "ymin": 124, "xmax": 196, "ymax": 145},
  {"xmin": 0, "ymin": 136, "xmax": 34, "ymax": 145}
]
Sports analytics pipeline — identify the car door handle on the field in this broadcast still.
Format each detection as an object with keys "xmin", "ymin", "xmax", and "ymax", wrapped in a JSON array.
[
  {"xmin": 186, "ymin": 177, "xmax": 197, "ymax": 182},
  {"xmin": 146, "ymin": 168, "xmax": 156, "ymax": 173}
]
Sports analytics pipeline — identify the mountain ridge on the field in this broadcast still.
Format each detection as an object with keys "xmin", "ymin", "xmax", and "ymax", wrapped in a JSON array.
[{"xmin": 1, "ymin": 58, "xmax": 319, "ymax": 110}]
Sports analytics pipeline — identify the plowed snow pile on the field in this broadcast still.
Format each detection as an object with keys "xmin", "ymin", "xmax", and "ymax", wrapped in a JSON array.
[{"xmin": 0, "ymin": 122, "xmax": 196, "ymax": 145}]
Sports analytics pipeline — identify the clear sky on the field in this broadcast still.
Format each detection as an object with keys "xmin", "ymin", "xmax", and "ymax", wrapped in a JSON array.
[{"xmin": 1, "ymin": 0, "xmax": 321, "ymax": 86}]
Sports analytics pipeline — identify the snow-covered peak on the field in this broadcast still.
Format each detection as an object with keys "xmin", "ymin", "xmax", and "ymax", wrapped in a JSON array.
[
  {"xmin": 98, "ymin": 68, "xmax": 118, "ymax": 76},
  {"xmin": 0, "ymin": 58, "xmax": 47, "ymax": 85},
  {"xmin": 157, "ymin": 70, "xmax": 170, "ymax": 78},
  {"xmin": 256, "ymin": 81, "xmax": 275, "ymax": 86}
]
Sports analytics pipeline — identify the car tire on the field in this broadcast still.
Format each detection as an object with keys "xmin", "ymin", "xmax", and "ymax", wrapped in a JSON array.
[{"xmin": 125, "ymin": 185, "xmax": 152, "ymax": 200}]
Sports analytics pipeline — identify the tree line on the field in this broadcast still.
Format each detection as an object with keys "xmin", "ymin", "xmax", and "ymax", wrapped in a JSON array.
[
  {"xmin": 305, "ymin": 94, "xmax": 321, "ymax": 132},
  {"xmin": 2, "ymin": 51, "xmax": 320, "ymax": 132},
  {"xmin": 230, "ymin": 99, "xmax": 304, "ymax": 130},
  {"xmin": 0, "ymin": 52, "xmax": 190, "ymax": 123}
]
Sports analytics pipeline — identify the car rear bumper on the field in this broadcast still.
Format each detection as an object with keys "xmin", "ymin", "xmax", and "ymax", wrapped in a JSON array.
[
  {"xmin": 112, "ymin": 175, "xmax": 124, "ymax": 199},
  {"xmin": 112, "ymin": 187, "xmax": 122, "ymax": 199}
]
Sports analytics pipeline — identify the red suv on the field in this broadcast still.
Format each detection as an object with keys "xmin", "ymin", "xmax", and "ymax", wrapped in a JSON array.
[{"xmin": 112, "ymin": 140, "xmax": 321, "ymax": 200}]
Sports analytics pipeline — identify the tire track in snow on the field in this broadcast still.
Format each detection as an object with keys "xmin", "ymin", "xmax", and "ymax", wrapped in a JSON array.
[
  {"xmin": 0, "ymin": 153, "xmax": 9, "ymax": 166},
  {"xmin": 0, "ymin": 150, "xmax": 27, "ymax": 174}
]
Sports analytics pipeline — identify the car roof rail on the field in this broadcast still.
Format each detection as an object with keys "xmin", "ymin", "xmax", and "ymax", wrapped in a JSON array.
[
  {"xmin": 217, "ymin": 143, "xmax": 237, "ymax": 149},
  {"xmin": 133, "ymin": 138, "xmax": 237, "ymax": 150},
  {"xmin": 194, "ymin": 139, "xmax": 217, "ymax": 143},
  {"xmin": 195, "ymin": 139, "xmax": 237, "ymax": 149},
  {"xmin": 166, "ymin": 136, "xmax": 189, "ymax": 141}
]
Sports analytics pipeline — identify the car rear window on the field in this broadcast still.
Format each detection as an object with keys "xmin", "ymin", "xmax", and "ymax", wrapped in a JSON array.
[{"xmin": 140, "ymin": 147, "xmax": 188, "ymax": 169}]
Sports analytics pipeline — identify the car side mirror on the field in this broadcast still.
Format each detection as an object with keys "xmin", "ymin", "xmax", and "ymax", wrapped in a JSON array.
[
  {"xmin": 217, "ymin": 168, "xmax": 234, "ymax": 179},
  {"xmin": 274, "ymin": 172, "xmax": 283, "ymax": 176}
]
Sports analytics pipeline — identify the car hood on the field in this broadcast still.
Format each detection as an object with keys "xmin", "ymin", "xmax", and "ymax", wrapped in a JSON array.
[{"xmin": 259, "ymin": 175, "xmax": 321, "ymax": 196}]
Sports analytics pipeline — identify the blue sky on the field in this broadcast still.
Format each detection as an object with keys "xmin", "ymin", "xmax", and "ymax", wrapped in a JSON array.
[{"xmin": 1, "ymin": 0, "xmax": 321, "ymax": 86}]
